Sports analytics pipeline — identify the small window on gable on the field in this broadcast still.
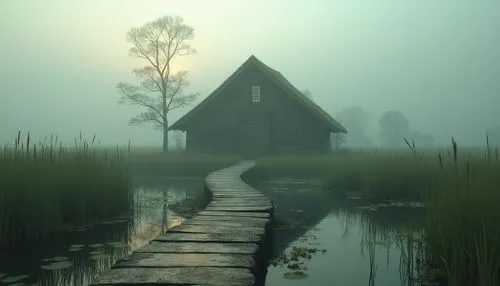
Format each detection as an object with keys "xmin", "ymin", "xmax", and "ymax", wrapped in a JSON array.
[{"xmin": 251, "ymin": 86, "xmax": 261, "ymax": 103}]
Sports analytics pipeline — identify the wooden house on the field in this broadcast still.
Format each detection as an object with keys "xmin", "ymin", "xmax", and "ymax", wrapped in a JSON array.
[{"xmin": 168, "ymin": 55, "xmax": 347, "ymax": 157}]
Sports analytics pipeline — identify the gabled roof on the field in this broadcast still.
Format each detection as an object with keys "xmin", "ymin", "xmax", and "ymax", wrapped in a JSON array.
[{"xmin": 169, "ymin": 55, "xmax": 347, "ymax": 133}]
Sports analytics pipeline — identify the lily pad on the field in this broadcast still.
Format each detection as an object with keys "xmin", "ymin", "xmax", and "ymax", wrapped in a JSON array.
[
  {"xmin": 42, "ymin": 256, "xmax": 68, "ymax": 263},
  {"xmin": 283, "ymin": 271, "xmax": 309, "ymax": 280},
  {"xmin": 89, "ymin": 251, "xmax": 104, "ymax": 255},
  {"xmin": 68, "ymin": 247, "xmax": 83, "ymax": 252},
  {"xmin": 90, "ymin": 253, "xmax": 111, "ymax": 260},
  {"xmin": 1, "ymin": 274, "xmax": 29, "ymax": 283},
  {"xmin": 89, "ymin": 243, "xmax": 104, "ymax": 248},
  {"xmin": 41, "ymin": 261, "xmax": 72, "ymax": 271},
  {"xmin": 99, "ymin": 221, "xmax": 113, "ymax": 225},
  {"xmin": 69, "ymin": 244, "xmax": 85, "ymax": 248},
  {"xmin": 107, "ymin": 242, "xmax": 126, "ymax": 248}
]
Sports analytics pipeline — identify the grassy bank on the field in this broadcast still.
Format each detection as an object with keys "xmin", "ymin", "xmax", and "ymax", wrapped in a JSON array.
[
  {"xmin": 253, "ymin": 151, "xmax": 439, "ymax": 200},
  {"xmin": 127, "ymin": 148, "xmax": 241, "ymax": 177},
  {"xmin": 253, "ymin": 141, "xmax": 500, "ymax": 285},
  {"xmin": 424, "ymin": 144, "xmax": 500, "ymax": 285},
  {"xmin": 0, "ymin": 132, "xmax": 133, "ymax": 249}
]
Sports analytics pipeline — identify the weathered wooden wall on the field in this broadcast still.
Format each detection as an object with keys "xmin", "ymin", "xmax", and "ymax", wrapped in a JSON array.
[{"xmin": 183, "ymin": 62, "xmax": 333, "ymax": 156}]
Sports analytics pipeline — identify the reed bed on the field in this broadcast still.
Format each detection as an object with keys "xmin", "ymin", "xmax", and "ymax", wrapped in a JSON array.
[
  {"xmin": 255, "ymin": 137, "xmax": 500, "ymax": 285},
  {"xmin": 423, "ymin": 138, "xmax": 500, "ymax": 286},
  {"xmin": 254, "ymin": 151, "xmax": 439, "ymax": 200},
  {"xmin": 0, "ymin": 132, "xmax": 133, "ymax": 249}
]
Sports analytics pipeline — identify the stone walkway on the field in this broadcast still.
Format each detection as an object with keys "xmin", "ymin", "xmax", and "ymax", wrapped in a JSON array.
[{"xmin": 91, "ymin": 161, "xmax": 274, "ymax": 286}]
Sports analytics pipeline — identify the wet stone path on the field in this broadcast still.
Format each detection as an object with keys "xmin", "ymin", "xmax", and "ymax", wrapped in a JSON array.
[{"xmin": 91, "ymin": 161, "xmax": 274, "ymax": 286}]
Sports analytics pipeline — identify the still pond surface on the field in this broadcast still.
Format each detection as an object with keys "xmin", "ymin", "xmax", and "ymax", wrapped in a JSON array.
[
  {"xmin": 261, "ymin": 178, "xmax": 425, "ymax": 286},
  {"xmin": 0, "ymin": 176, "xmax": 204, "ymax": 286},
  {"xmin": 1, "ymin": 176, "xmax": 425, "ymax": 286}
]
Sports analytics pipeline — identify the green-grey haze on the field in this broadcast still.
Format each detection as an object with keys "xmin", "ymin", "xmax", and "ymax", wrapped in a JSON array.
[{"xmin": 1, "ymin": 0, "xmax": 499, "ymax": 146}]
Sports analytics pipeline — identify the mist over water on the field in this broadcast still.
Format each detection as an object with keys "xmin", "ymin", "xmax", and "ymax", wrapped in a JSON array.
[{"xmin": 1, "ymin": 0, "xmax": 500, "ymax": 147}]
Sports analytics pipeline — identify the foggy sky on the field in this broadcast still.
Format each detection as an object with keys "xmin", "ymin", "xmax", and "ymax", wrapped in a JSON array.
[{"xmin": 1, "ymin": 0, "xmax": 500, "ymax": 147}]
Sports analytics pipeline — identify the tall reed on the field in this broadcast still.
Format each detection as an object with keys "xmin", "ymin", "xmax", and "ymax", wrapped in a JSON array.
[
  {"xmin": 424, "ymin": 139, "xmax": 500, "ymax": 285},
  {"xmin": 0, "ymin": 131, "xmax": 133, "ymax": 249}
]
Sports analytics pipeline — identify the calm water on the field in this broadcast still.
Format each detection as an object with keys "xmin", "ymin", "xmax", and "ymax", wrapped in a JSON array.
[
  {"xmin": 0, "ymin": 176, "xmax": 205, "ymax": 286},
  {"xmin": 262, "ymin": 178, "xmax": 425, "ymax": 286}
]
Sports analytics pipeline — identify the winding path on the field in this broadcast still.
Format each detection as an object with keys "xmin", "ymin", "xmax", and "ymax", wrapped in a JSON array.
[{"xmin": 91, "ymin": 161, "xmax": 274, "ymax": 286}]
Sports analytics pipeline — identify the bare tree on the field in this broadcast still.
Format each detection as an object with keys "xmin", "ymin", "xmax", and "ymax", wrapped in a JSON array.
[{"xmin": 118, "ymin": 15, "xmax": 199, "ymax": 152}]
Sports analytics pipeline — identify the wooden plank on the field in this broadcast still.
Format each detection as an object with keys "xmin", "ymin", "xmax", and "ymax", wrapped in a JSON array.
[
  {"xmin": 211, "ymin": 193, "xmax": 268, "ymax": 198},
  {"xmin": 90, "ymin": 267, "xmax": 254, "ymax": 286},
  {"xmin": 153, "ymin": 232, "xmax": 262, "ymax": 243},
  {"xmin": 197, "ymin": 210, "xmax": 270, "ymax": 218},
  {"xmin": 188, "ymin": 215, "xmax": 268, "ymax": 223},
  {"xmin": 113, "ymin": 253, "xmax": 255, "ymax": 269},
  {"xmin": 135, "ymin": 241, "xmax": 259, "ymax": 254},
  {"xmin": 204, "ymin": 205, "xmax": 273, "ymax": 213},
  {"xmin": 93, "ymin": 160, "xmax": 270, "ymax": 286},
  {"xmin": 208, "ymin": 201, "xmax": 273, "ymax": 208},
  {"xmin": 167, "ymin": 224, "xmax": 266, "ymax": 236},
  {"xmin": 182, "ymin": 216, "xmax": 270, "ymax": 227}
]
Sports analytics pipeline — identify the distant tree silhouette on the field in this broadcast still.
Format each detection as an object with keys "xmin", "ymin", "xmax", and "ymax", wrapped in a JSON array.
[
  {"xmin": 378, "ymin": 110, "xmax": 410, "ymax": 147},
  {"xmin": 409, "ymin": 130, "xmax": 435, "ymax": 147},
  {"xmin": 117, "ymin": 15, "xmax": 199, "ymax": 152}
]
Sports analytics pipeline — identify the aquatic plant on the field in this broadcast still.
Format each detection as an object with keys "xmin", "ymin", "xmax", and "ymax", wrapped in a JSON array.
[{"xmin": 0, "ymin": 131, "xmax": 134, "ymax": 249}]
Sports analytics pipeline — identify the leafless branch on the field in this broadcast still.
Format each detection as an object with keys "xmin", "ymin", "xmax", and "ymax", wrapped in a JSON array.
[
  {"xmin": 117, "ymin": 82, "xmax": 164, "ymax": 121},
  {"xmin": 129, "ymin": 110, "xmax": 164, "ymax": 129},
  {"xmin": 118, "ymin": 15, "xmax": 197, "ymax": 151}
]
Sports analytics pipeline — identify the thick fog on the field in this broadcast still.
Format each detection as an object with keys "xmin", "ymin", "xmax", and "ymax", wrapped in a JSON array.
[{"xmin": 1, "ymin": 0, "xmax": 500, "ymax": 147}]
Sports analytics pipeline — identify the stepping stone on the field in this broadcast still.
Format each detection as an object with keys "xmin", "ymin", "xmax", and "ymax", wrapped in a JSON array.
[
  {"xmin": 168, "ymin": 224, "xmax": 265, "ymax": 236},
  {"xmin": 154, "ymin": 232, "xmax": 262, "ymax": 243},
  {"xmin": 90, "ymin": 267, "xmax": 254, "ymax": 286},
  {"xmin": 113, "ymin": 253, "xmax": 255, "ymax": 269},
  {"xmin": 197, "ymin": 210, "xmax": 270, "ymax": 218},
  {"xmin": 135, "ymin": 242, "xmax": 259, "ymax": 254}
]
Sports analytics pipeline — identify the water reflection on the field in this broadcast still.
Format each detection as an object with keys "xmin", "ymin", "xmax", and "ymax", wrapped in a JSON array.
[
  {"xmin": 0, "ymin": 177, "xmax": 204, "ymax": 286},
  {"xmin": 263, "ymin": 178, "xmax": 426, "ymax": 286}
]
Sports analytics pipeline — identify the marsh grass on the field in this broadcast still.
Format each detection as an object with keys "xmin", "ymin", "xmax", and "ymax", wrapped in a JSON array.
[
  {"xmin": 0, "ymin": 132, "xmax": 133, "ymax": 249},
  {"xmin": 127, "ymin": 148, "xmax": 241, "ymax": 177},
  {"xmin": 257, "ymin": 138, "xmax": 500, "ymax": 285},
  {"xmin": 423, "ymin": 139, "xmax": 500, "ymax": 286},
  {"xmin": 255, "ymin": 152, "xmax": 440, "ymax": 200}
]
